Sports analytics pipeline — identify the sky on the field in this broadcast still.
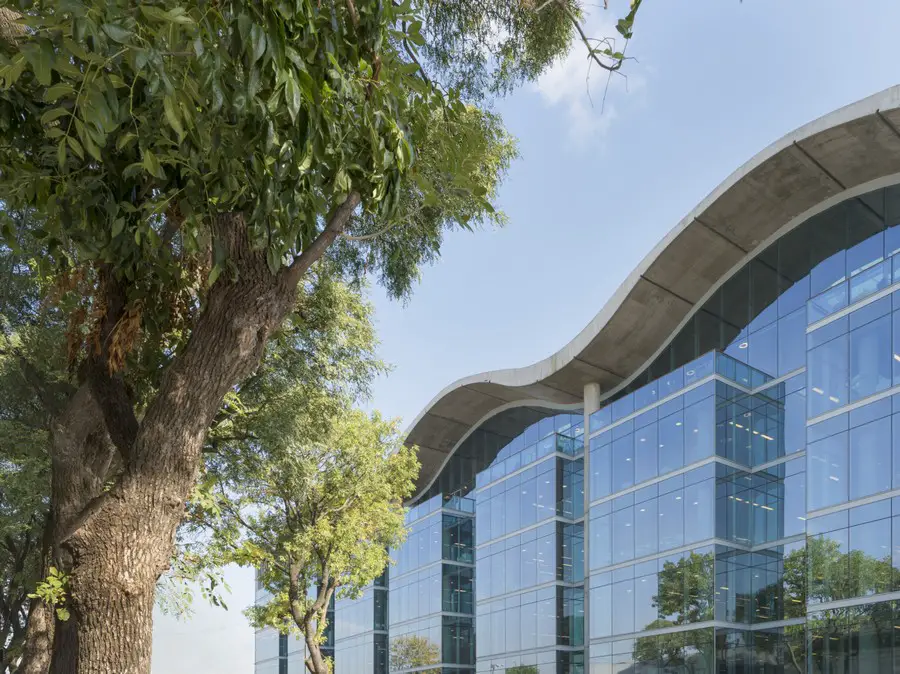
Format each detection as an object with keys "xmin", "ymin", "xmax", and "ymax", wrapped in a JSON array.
[{"xmin": 151, "ymin": 1, "xmax": 900, "ymax": 671}]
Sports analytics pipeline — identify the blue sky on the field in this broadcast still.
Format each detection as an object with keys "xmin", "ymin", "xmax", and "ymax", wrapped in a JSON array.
[{"xmin": 151, "ymin": 1, "xmax": 900, "ymax": 671}]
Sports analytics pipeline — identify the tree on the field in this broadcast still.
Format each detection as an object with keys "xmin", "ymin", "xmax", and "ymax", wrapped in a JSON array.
[
  {"xmin": 506, "ymin": 666, "xmax": 539, "ymax": 674},
  {"xmin": 0, "ymin": 0, "xmax": 641, "ymax": 670},
  {"xmin": 0, "ymin": 2, "xmax": 506, "ymax": 670},
  {"xmin": 207, "ymin": 409, "xmax": 417, "ymax": 674},
  {"xmin": 0, "ymin": 425, "xmax": 47, "ymax": 674},
  {"xmin": 389, "ymin": 634, "xmax": 440, "ymax": 674}
]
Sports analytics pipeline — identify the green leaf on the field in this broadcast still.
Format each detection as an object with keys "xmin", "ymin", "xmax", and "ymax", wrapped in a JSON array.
[
  {"xmin": 142, "ymin": 150, "xmax": 165, "ymax": 180},
  {"xmin": 56, "ymin": 140, "xmax": 66, "ymax": 169},
  {"xmin": 164, "ymin": 7, "xmax": 195, "ymax": 24},
  {"xmin": 44, "ymin": 83, "xmax": 75, "ymax": 103},
  {"xmin": 285, "ymin": 76, "xmax": 301, "ymax": 122},
  {"xmin": 41, "ymin": 107, "xmax": 70, "ymax": 125},
  {"xmin": 250, "ymin": 24, "xmax": 267, "ymax": 64},
  {"xmin": 66, "ymin": 136, "xmax": 84, "ymax": 159},
  {"xmin": 56, "ymin": 608, "xmax": 71, "ymax": 622},
  {"xmin": 111, "ymin": 218, "xmax": 125, "ymax": 238},
  {"xmin": 102, "ymin": 24, "xmax": 133, "ymax": 44},
  {"xmin": 164, "ymin": 96, "xmax": 185, "ymax": 140},
  {"xmin": 23, "ymin": 42, "xmax": 52, "ymax": 87},
  {"xmin": 116, "ymin": 133, "xmax": 138, "ymax": 151},
  {"xmin": 122, "ymin": 162, "xmax": 144, "ymax": 180}
]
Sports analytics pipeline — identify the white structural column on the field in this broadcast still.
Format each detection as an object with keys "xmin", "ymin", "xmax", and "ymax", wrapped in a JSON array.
[{"xmin": 582, "ymin": 382, "xmax": 602, "ymax": 666}]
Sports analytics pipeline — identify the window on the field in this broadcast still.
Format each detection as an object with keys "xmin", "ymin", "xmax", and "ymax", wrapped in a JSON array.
[
  {"xmin": 612, "ymin": 507, "xmax": 634, "ymax": 564},
  {"xmin": 634, "ymin": 498, "xmax": 658, "ymax": 558},
  {"xmin": 807, "ymin": 431, "xmax": 848, "ymax": 511},
  {"xmin": 589, "ymin": 512, "xmax": 612, "ymax": 570},
  {"xmin": 611, "ymin": 579, "xmax": 634, "ymax": 634},
  {"xmin": 658, "ymin": 411, "xmax": 685, "ymax": 476},
  {"xmin": 611, "ymin": 434, "xmax": 634, "ymax": 493},
  {"xmin": 634, "ymin": 422, "xmax": 658, "ymax": 484},
  {"xmin": 808, "ymin": 334, "xmax": 849, "ymax": 418},
  {"xmin": 684, "ymin": 479, "xmax": 714, "ymax": 544},
  {"xmin": 849, "ymin": 315, "xmax": 891, "ymax": 402},
  {"xmin": 849, "ymin": 417, "xmax": 891, "ymax": 501},
  {"xmin": 658, "ymin": 490, "xmax": 684, "ymax": 552},
  {"xmin": 684, "ymin": 398, "xmax": 714, "ymax": 465},
  {"xmin": 778, "ymin": 308, "xmax": 806, "ymax": 376}
]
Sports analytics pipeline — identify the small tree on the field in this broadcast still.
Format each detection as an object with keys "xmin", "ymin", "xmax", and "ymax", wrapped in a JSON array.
[
  {"xmin": 209, "ymin": 409, "xmax": 417, "ymax": 674},
  {"xmin": 389, "ymin": 634, "xmax": 440, "ymax": 674}
]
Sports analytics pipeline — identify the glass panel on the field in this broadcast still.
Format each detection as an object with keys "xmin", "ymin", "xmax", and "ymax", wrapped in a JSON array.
[
  {"xmin": 808, "ymin": 283, "xmax": 848, "ymax": 323},
  {"xmin": 634, "ymin": 422, "xmax": 658, "ymax": 485},
  {"xmin": 849, "ymin": 417, "xmax": 892, "ymax": 501},
  {"xmin": 808, "ymin": 334, "xmax": 849, "ymax": 418},
  {"xmin": 849, "ymin": 314, "xmax": 891, "ymax": 402},
  {"xmin": 684, "ymin": 398, "xmax": 714, "ymax": 465},
  {"xmin": 807, "ymin": 431, "xmax": 848, "ymax": 511},
  {"xmin": 658, "ymin": 411, "xmax": 684, "ymax": 476},
  {"xmin": 778, "ymin": 308, "xmax": 806, "ymax": 376},
  {"xmin": 611, "ymin": 433, "xmax": 634, "ymax": 493}
]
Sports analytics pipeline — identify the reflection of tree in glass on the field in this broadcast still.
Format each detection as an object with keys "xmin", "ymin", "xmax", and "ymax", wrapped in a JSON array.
[
  {"xmin": 804, "ymin": 535, "xmax": 893, "ymax": 603},
  {"xmin": 798, "ymin": 537, "xmax": 896, "ymax": 673},
  {"xmin": 632, "ymin": 552, "xmax": 715, "ymax": 668},
  {"xmin": 390, "ymin": 635, "xmax": 440, "ymax": 673}
]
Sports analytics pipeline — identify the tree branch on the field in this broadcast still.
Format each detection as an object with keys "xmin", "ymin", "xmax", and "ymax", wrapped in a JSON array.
[
  {"xmin": 283, "ymin": 191, "xmax": 361, "ymax": 288},
  {"xmin": 340, "ymin": 218, "xmax": 402, "ymax": 242}
]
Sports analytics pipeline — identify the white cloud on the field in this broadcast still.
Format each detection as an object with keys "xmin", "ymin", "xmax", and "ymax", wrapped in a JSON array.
[{"xmin": 532, "ymin": 9, "xmax": 643, "ymax": 145}]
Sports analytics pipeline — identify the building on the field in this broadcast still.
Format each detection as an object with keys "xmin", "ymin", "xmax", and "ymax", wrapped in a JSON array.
[{"xmin": 255, "ymin": 86, "xmax": 900, "ymax": 673}]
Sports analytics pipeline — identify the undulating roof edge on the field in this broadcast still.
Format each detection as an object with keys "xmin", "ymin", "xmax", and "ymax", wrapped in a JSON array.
[{"xmin": 405, "ymin": 84, "xmax": 900, "ymax": 502}]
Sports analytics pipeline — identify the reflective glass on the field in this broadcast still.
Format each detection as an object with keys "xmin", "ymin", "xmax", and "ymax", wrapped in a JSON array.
[
  {"xmin": 684, "ymin": 398, "xmax": 714, "ymax": 465},
  {"xmin": 778, "ymin": 308, "xmax": 806, "ymax": 376},
  {"xmin": 849, "ymin": 518, "xmax": 892, "ymax": 597},
  {"xmin": 849, "ymin": 314, "xmax": 891, "ymax": 402},
  {"xmin": 684, "ymin": 479, "xmax": 714, "ymax": 544},
  {"xmin": 749, "ymin": 321, "xmax": 778, "ymax": 377},
  {"xmin": 633, "ymin": 498, "xmax": 658, "ymax": 558},
  {"xmin": 658, "ymin": 490, "xmax": 684, "ymax": 551},
  {"xmin": 633, "ymin": 422, "xmax": 657, "ymax": 484},
  {"xmin": 658, "ymin": 411, "xmax": 684, "ymax": 476},
  {"xmin": 807, "ymin": 431, "xmax": 848, "ymax": 510},
  {"xmin": 633, "ymin": 573, "xmax": 658, "ymax": 633},
  {"xmin": 611, "ymin": 579, "xmax": 634, "ymax": 635},
  {"xmin": 611, "ymin": 435, "xmax": 634, "ymax": 493},
  {"xmin": 612, "ymin": 507, "xmax": 634, "ymax": 564},
  {"xmin": 809, "ymin": 528, "xmax": 849, "ymax": 604},
  {"xmin": 849, "ymin": 417, "xmax": 892, "ymax": 501},
  {"xmin": 808, "ymin": 334, "xmax": 849, "ymax": 417},
  {"xmin": 590, "ymin": 512, "xmax": 613, "ymax": 570}
]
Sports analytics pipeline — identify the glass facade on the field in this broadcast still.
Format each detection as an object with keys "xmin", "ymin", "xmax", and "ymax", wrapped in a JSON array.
[{"xmin": 256, "ymin": 183, "xmax": 900, "ymax": 674}]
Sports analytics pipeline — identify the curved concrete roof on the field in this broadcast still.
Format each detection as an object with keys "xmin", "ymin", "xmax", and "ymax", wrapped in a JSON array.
[{"xmin": 406, "ymin": 84, "xmax": 900, "ymax": 499}]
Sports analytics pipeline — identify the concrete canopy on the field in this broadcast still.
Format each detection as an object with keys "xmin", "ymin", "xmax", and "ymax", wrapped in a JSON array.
[{"xmin": 405, "ymin": 84, "xmax": 900, "ymax": 501}]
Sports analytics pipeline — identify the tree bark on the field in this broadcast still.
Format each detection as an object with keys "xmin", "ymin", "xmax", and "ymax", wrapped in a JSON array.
[
  {"xmin": 59, "ymin": 206, "xmax": 357, "ymax": 674},
  {"xmin": 16, "ymin": 599, "xmax": 53, "ymax": 674},
  {"xmin": 16, "ymin": 512, "xmax": 55, "ymax": 674}
]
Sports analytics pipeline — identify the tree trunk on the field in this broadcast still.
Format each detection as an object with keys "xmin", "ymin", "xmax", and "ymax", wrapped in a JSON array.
[
  {"xmin": 303, "ymin": 625, "xmax": 328, "ymax": 674},
  {"xmin": 58, "ymin": 212, "xmax": 339, "ymax": 674},
  {"xmin": 16, "ymin": 599, "xmax": 53, "ymax": 674}
]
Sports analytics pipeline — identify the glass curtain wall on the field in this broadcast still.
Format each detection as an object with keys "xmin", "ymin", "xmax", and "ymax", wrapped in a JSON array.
[
  {"xmin": 586, "ymin": 184, "xmax": 900, "ymax": 673},
  {"xmin": 474, "ymin": 414, "xmax": 585, "ymax": 674},
  {"xmin": 389, "ymin": 496, "xmax": 476, "ymax": 674}
]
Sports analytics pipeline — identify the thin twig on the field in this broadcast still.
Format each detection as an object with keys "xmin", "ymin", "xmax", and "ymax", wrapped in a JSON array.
[{"xmin": 340, "ymin": 219, "xmax": 402, "ymax": 242}]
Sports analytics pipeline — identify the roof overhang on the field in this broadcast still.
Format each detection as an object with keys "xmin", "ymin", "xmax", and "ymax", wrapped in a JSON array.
[{"xmin": 405, "ymin": 84, "xmax": 900, "ymax": 500}]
